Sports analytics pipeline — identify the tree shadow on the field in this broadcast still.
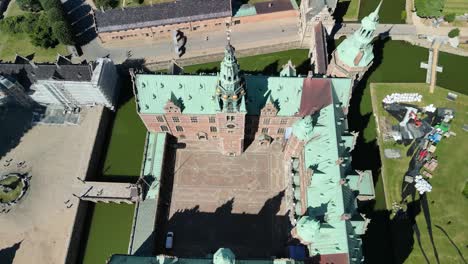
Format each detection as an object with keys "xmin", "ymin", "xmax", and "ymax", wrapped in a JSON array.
[
  {"xmin": 0, "ymin": 241, "xmax": 22, "ymax": 264},
  {"xmin": 434, "ymin": 225, "xmax": 467, "ymax": 264}
]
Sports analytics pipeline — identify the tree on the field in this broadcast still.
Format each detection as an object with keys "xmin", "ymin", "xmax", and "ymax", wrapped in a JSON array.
[
  {"xmin": 47, "ymin": 7, "xmax": 65, "ymax": 23},
  {"xmin": 52, "ymin": 21, "xmax": 75, "ymax": 45},
  {"xmin": 448, "ymin": 28, "xmax": 460, "ymax": 38},
  {"xmin": 415, "ymin": 0, "xmax": 445, "ymax": 18},
  {"xmin": 16, "ymin": 0, "xmax": 42, "ymax": 12},
  {"xmin": 39, "ymin": 0, "xmax": 61, "ymax": 10},
  {"xmin": 445, "ymin": 13, "xmax": 456, "ymax": 23},
  {"xmin": 29, "ymin": 13, "xmax": 58, "ymax": 48},
  {"xmin": 95, "ymin": 0, "xmax": 117, "ymax": 10}
]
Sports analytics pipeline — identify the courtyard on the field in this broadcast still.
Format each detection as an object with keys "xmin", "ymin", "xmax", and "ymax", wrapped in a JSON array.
[
  {"xmin": 0, "ymin": 106, "xmax": 104, "ymax": 264},
  {"xmin": 155, "ymin": 141, "xmax": 291, "ymax": 258}
]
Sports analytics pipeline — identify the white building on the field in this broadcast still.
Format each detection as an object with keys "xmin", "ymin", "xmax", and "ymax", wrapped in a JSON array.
[{"xmin": 0, "ymin": 55, "xmax": 119, "ymax": 110}]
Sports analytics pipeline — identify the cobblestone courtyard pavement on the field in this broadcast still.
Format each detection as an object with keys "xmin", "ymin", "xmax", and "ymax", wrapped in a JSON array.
[{"xmin": 161, "ymin": 142, "xmax": 291, "ymax": 258}]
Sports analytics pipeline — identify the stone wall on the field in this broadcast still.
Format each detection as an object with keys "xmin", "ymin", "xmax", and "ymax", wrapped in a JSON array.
[{"xmin": 145, "ymin": 40, "xmax": 303, "ymax": 71}]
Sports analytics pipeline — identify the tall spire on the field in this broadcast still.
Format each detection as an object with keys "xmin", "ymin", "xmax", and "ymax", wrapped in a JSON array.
[
  {"xmin": 332, "ymin": 1, "xmax": 382, "ymax": 68},
  {"xmin": 216, "ymin": 30, "xmax": 245, "ymax": 113}
]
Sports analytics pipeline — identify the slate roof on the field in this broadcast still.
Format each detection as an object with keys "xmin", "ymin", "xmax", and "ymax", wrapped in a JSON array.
[
  {"xmin": 312, "ymin": 22, "xmax": 328, "ymax": 75},
  {"xmin": 95, "ymin": 0, "xmax": 232, "ymax": 33},
  {"xmin": 0, "ymin": 62, "xmax": 93, "ymax": 89}
]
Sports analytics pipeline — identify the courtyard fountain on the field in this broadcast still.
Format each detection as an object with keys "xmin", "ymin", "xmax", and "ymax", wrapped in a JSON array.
[{"xmin": 0, "ymin": 172, "xmax": 31, "ymax": 212}]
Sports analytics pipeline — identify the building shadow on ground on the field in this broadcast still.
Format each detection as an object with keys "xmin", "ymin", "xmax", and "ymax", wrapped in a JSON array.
[
  {"xmin": 0, "ymin": 241, "xmax": 22, "ymax": 264},
  {"xmin": 154, "ymin": 192, "xmax": 291, "ymax": 259},
  {"xmin": 152, "ymin": 136, "xmax": 291, "ymax": 258},
  {"xmin": 0, "ymin": 106, "xmax": 35, "ymax": 159}
]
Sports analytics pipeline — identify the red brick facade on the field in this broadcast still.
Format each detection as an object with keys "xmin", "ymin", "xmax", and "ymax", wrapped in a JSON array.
[{"xmin": 139, "ymin": 101, "xmax": 300, "ymax": 156}]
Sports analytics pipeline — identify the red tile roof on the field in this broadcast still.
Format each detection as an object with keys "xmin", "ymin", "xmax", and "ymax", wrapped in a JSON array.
[{"xmin": 298, "ymin": 78, "xmax": 332, "ymax": 116}]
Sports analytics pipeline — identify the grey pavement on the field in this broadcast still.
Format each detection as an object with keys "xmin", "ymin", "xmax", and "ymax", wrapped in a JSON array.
[{"xmin": 80, "ymin": 17, "xmax": 300, "ymax": 64}]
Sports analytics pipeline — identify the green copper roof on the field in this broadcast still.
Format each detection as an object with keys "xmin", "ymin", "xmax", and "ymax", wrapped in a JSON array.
[
  {"xmin": 213, "ymin": 248, "xmax": 235, "ymax": 264},
  {"xmin": 129, "ymin": 133, "xmax": 166, "ymax": 255},
  {"xmin": 135, "ymin": 74, "xmax": 220, "ymax": 115},
  {"xmin": 244, "ymin": 76, "xmax": 303, "ymax": 116},
  {"xmin": 295, "ymin": 215, "xmax": 321, "ymax": 243},
  {"xmin": 108, "ymin": 255, "xmax": 302, "ymax": 264},
  {"xmin": 331, "ymin": 78, "xmax": 353, "ymax": 108},
  {"xmin": 335, "ymin": 1, "xmax": 381, "ymax": 68},
  {"xmin": 346, "ymin": 171, "xmax": 375, "ymax": 196},
  {"xmin": 291, "ymin": 115, "xmax": 315, "ymax": 141},
  {"xmin": 233, "ymin": 4, "xmax": 257, "ymax": 17},
  {"xmin": 293, "ymin": 96, "xmax": 363, "ymax": 260}
]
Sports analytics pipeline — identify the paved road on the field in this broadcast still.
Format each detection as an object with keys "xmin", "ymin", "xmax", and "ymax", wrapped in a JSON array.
[{"xmin": 81, "ymin": 17, "xmax": 300, "ymax": 64}]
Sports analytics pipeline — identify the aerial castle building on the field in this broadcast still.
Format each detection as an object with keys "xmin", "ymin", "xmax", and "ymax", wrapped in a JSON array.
[{"xmin": 117, "ymin": 6, "xmax": 382, "ymax": 264}]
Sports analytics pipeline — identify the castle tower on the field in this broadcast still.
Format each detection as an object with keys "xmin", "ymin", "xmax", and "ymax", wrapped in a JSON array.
[
  {"xmin": 215, "ymin": 39, "xmax": 246, "ymax": 156},
  {"xmin": 327, "ymin": 1, "xmax": 382, "ymax": 83},
  {"xmin": 299, "ymin": 0, "xmax": 337, "ymax": 42}
]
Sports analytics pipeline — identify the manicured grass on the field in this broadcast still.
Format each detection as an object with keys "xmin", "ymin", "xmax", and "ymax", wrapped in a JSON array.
[
  {"xmin": 371, "ymin": 83, "xmax": 468, "ymax": 264},
  {"xmin": 358, "ymin": 0, "xmax": 406, "ymax": 24},
  {"xmin": 184, "ymin": 49, "xmax": 310, "ymax": 75},
  {"xmin": 102, "ymin": 99, "xmax": 147, "ymax": 177},
  {"xmin": 0, "ymin": 32, "xmax": 68, "ymax": 63},
  {"xmin": 340, "ymin": 0, "xmax": 360, "ymax": 21},
  {"xmin": 4, "ymin": 0, "xmax": 27, "ymax": 17},
  {"xmin": 444, "ymin": 0, "xmax": 468, "ymax": 15},
  {"xmin": 81, "ymin": 203, "xmax": 135, "ymax": 264}
]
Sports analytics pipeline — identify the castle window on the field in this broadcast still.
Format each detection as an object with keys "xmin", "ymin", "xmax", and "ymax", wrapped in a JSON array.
[
  {"xmin": 160, "ymin": 125, "xmax": 169, "ymax": 132},
  {"xmin": 277, "ymin": 128, "xmax": 285, "ymax": 134},
  {"xmin": 261, "ymin": 128, "xmax": 269, "ymax": 134},
  {"xmin": 190, "ymin": 116, "xmax": 198, "ymax": 123},
  {"xmin": 156, "ymin": 116, "xmax": 164, "ymax": 122},
  {"xmin": 227, "ymin": 116, "xmax": 235, "ymax": 121},
  {"xmin": 210, "ymin": 126, "xmax": 217, "ymax": 132},
  {"xmin": 209, "ymin": 117, "xmax": 216, "ymax": 123},
  {"xmin": 263, "ymin": 118, "xmax": 270, "ymax": 125},
  {"xmin": 172, "ymin": 116, "xmax": 180, "ymax": 123},
  {"xmin": 176, "ymin": 126, "xmax": 184, "ymax": 132},
  {"xmin": 280, "ymin": 119, "xmax": 287, "ymax": 125}
]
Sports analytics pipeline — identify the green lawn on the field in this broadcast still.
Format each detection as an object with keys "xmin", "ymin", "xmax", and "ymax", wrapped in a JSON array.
[
  {"xmin": 184, "ymin": 49, "xmax": 310, "ymax": 74},
  {"xmin": 0, "ymin": 32, "xmax": 68, "ymax": 63},
  {"xmin": 340, "ymin": 0, "xmax": 360, "ymax": 21},
  {"xmin": 444, "ymin": 0, "xmax": 468, "ymax": 15},
  {"xmin": 358, "ymin": 0, "xmax": 406, "ymax": 24},
  {"xmin": 371, "ymin": 83, "xmax": 468, "ymax": 264},
  {"xmin": 4, "ymin": 0, "xmax": 27, "ymax": 17},
  {"xmin": 81, "ymin": 203, "xmax": 135, "ymax": 264}
]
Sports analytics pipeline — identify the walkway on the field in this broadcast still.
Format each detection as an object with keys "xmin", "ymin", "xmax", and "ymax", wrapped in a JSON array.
[
  {"xmin": 429, "ymin": 41, "xmax": 441, "ymax": 93},
  {"xmin": 79, "ymin": 181, "xmax": 140, "ymax": 203}
]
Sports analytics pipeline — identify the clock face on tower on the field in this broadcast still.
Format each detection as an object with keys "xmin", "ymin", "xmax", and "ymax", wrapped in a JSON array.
[{"xmin": 227, "ymin": 124, "xmax": 236, "ymax": 129}]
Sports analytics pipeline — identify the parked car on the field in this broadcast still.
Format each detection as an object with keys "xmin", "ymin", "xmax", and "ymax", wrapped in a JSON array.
[{"xmin": 165, "ymin": 231, "xmax": 174, "ymax": 249}]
